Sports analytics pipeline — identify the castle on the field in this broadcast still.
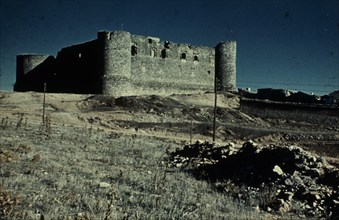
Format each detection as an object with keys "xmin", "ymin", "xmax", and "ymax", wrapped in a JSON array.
[{"xmin": 14, "ymin": 31, "xmax": 236, "ymax": 96}]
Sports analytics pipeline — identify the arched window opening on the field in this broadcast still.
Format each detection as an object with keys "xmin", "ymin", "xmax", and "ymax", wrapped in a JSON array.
[
  {"xmin": 180, "ymin": 53, "xmax": 186, "ymax": 60},
  {"xmin": 161, "ymin": 49, "xmax": 167, "ymax": 59},
  {"xmin": 194, "ymin": 55, "xmax": 199, "ymax": 62},
  {"xmin": 131, "ymin": 45, "xmax": 138, "ymax": 56},
  {"xmin": 148, "ymin": 38, "xmax": 153, "ymax": 44}
]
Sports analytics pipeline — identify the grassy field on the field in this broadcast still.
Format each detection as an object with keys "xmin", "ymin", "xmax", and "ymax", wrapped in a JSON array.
[
  {"xmin": 0, "ymin": 117, "xmax": 276, "ymax": 220},
  {"xmin": 2, "ymin": 91, "xmax": 337, "ymax": 219}
]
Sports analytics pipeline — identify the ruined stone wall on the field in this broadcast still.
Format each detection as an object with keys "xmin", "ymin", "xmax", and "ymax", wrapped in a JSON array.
[
  {"xmin": 129, "ymin": 35, "xmax": 215, "ymax": 95},
  {"xmin": 15, "ymin": 31, "xmax": 236, "ymax": 96}
]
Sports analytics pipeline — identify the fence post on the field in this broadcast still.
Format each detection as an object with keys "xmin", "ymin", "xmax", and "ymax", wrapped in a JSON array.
[
  {"xmin": 213, "ymin": 75, "xmax": 217, "ymax": 143},
  {"xmin": 42, "ymin": 83, "xmax": 46, "ymax": 124}
]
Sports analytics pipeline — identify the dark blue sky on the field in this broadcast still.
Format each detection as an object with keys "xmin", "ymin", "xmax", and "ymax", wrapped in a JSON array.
[{"xmin": 0, "ymin": 0, "xmax": 338, "ymax": 94}]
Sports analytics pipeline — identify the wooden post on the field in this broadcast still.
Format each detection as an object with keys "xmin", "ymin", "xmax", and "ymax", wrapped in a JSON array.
[
  {"xmin": 42, "ymin": 83, "xmax": 46, "ymax": 124},
  {"xmin": 190, "ymin": 119, "xmax": 193, "ymax": 145},
  {"xmin": 213, "ymin": 75, "xmax": 217, "ymax": 143}
]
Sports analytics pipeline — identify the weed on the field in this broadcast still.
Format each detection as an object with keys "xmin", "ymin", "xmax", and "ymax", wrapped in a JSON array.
[
  {"xmin": 0, "ymin": 117, "xmax": 9, "ymax": 129},
  {"xmin": 0, "ymin": 120, "xmax": 267, "ymax": 219},
  {"xmin": 103, "ymin": 190, "xmax": 116, "ymax": 220},
  {"xmin": 0, "ymin": 149, "xmax": 19, "ymax": 163},
  {"xmin": 0, "ymin": 185, "xmax": 21, "ymax": 217},
  {"xmin": 16, "ymin": 144, "xmax": 32, "ymax": 154},
  {"xmin": 31, "ymin": 154, "xmax": 41, "ymax": 163},
  {"xmin": 16, "ymin": 113, "xmax": 24, "ymax": 129},
  {"xmin": 39, "ymin": 114, "xmax": 52, "ymax": 136}
]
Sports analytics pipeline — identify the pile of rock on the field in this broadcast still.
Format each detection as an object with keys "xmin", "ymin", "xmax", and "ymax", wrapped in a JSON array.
[{"xmin": 168, "ymin": 141, "xmax": 338, "ymax": 219}]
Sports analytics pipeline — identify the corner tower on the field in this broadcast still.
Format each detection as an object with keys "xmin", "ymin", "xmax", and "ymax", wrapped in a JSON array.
[
  {"xmin": 215, "ymin": 41, "xmax": 237, "ymax": 92},
  {"xmin": 16, "ymin": 54, "xmax": 50, "ymax": 82},
  {"xmin": 97, "ymin": 31, "xmax": 132, "ymax": 96}
]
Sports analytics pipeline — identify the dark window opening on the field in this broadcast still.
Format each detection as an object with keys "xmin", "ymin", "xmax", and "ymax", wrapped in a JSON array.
[
  {"xmin": 161, "ymin": 49, "xmax": 167, "ymax": 59},
  {"xmin": 208, "ymin": 70, "xmax": 211, "ymax": 74},
  {"xmin": 131, "ymin": 45, "xmax": 138, "ymax": 56},
  {"xmin": 148, "ymin": 38, "xmax": 153, "ymax": 43},
  {"xmin": 194, "ymin": 55, "xmax": 199, "ymax": 61},
  {"xmin": 180, "ymin": 53, "xmax": 186, "ymax": 60},
  {"xmin": 164, "ymin": 41, "xmax": 170, "ymax": 49}
]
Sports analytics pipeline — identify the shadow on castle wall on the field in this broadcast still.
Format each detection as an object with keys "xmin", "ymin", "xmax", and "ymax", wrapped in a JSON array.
[{"xmin": 15, "ymin": 40, "xmax": 102, "ymax": 94}]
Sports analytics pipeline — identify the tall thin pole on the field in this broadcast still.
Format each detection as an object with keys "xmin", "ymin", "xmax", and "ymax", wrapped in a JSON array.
[
  {"xmin": 213, "ymin": 75, "xmax": 217, "ymax": 143},
  {"xmin": 190, "ymin": 119, "xmax": 193, "ymax": 145},
  {"xmin": 42, "ymin": 83, "xmax": 46, "ymax": 124}
]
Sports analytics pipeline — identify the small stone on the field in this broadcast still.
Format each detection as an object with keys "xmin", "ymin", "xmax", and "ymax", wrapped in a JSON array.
[
  {"xmin": 316, "ymin": 162, "xmax": 323, "ymax": 168},
  {"xmin": 284, "ymin": 191, "xmax": 294, "ymax": 201},
  {"xmin": 318, "ymin": 206, "xmax": 324, "ymax": 211},
  {"xmin": 315, "ymin": 194, "xmax": 321, "ymax": 200},
  {"xmin": 308, "ymin": 210, "xmax": 316, "ymax": 216},
  {"xmin": 298, "ymin": 214, "xmax": 306, "ymax": 218},
  {"xmin": 292, "ymin": 170, "xmax": 301, "ymax": 176},
  {"xmin": 284, "ymin": 178, "xmax": 293, "ymax": 186},
  {"xmin": 310, "ymin": 156, "xmax": 317, "ymax": 163},
  {"xmin": 305, "ymin": 204, "xmax": 311, "ymax": 209},
  {"xmin": 99, "ymin": 182, "xmax": 111, "ymax": 188},
  {"xmin": 278, "ymin": 199, "xmax": 290, "ymax": 212},
  {"xmin": 333, "ymin": 199, "xmax": 339, "ymax": 205},
  {"xmin": 176, "ymin": 163, "xmax": 183, "ymax": 168},
  {"xmin": 273, "ymin": 165, "xmax": 284, "ymax": 176}
]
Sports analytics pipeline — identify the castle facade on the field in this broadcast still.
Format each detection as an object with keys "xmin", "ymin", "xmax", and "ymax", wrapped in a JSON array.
[{"xmin": 14, "ymin": 31, "xmax": 236, "ymax": 96}]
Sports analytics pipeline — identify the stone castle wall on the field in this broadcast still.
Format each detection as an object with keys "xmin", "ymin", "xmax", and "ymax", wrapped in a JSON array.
[
  {"xmin": 98, "ymin": 31, "xmax": 132, "ymax": 96},
  {"xmin": 129, "ymin": 34, "xmax": 215, "ymax": 95},
  {"xmin": 14, "ymin": 31, "xmax": 236, "ymax": 96},
  {"xmin": 16, "ymin": 55, "xmax": 50, "ymax": 81},
  {"xmin": 215, "ymin": 41, "xmax": 237, "ymax": 92}
]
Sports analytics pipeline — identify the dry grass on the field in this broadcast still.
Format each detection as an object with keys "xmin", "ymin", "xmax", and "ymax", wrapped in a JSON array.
[
  {"xmin": 0, "ymin": 117, "xmax": 279, "ymax": 220},
  {"xmin": 0, "ymin": 184, "xmax": 22, "ymax": 217},
  {"xmin": 2, "ymin": 91, "xmax": 328, "ymax": 219}
]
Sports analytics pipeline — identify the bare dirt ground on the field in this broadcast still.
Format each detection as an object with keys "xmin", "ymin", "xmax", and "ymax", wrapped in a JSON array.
[
  {"xmin": 0, "ymin": 91, "xmax": 338, "ymax": 219},
  {"xmin": 1, "ymin": 91, "xmax": 338, "ymax": 157}
]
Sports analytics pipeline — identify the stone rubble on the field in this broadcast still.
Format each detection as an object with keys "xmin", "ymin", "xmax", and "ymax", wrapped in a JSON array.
[{"xmin": 168, "ymin": 140, "xmax": 338, "ymax": 219}]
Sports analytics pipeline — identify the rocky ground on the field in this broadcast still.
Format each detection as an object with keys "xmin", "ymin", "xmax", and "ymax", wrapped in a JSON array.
[
  {"xmin": 168, "ymin": 141, "xmax": 338, "ymax": 219},
  {"xmin": 0, "ymin": 91, "xmax": 338, "ymax": 219}
]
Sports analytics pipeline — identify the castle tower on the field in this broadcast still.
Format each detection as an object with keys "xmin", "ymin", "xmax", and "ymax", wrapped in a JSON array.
[
  {"xmin": 16, "ymin": 54, "xmax": 49, "ymax": 82},
  {"xmin": 97, "ymin": 31, "xmax": 132, "ymax": 96},
  {"xmin": 215, "ymin": 41, "xmax": 237, "ymax": 92}
]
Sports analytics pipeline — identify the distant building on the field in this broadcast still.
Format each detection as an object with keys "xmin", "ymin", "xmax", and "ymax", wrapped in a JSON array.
[{"xmin": 14, "ymin": 31, "xmax": 237, "ymax": 96}]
